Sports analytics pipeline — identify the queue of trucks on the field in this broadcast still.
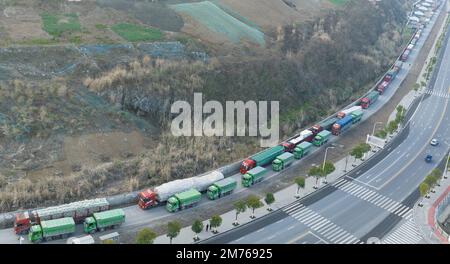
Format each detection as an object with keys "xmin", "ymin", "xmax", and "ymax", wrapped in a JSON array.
[
  {"xmin": 10, "ymin": 15, "xmax": 423, "ymax": 243},
  {"xmin": 27, "ymin": 208, "xmax": 125, "ymax": 243}
]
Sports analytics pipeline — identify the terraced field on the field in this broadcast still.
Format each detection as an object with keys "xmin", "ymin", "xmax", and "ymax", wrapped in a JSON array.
[{"xmin": 171, "ymin": 1, "xmax": 265, "ymax": 46}]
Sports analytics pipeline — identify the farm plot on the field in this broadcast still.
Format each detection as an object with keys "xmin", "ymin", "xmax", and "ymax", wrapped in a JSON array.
[
  {"xmin": 111, "ymin": 23, "xmax": 164, "ymax": 42},
  {"xmin": 171, "ymin": 1, "xmax": 265, "ymax": 46}
]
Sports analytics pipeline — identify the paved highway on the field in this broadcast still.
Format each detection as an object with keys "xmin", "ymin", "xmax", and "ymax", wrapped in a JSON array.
[{"xmin": 202, "ymin": 6, "xmax": 450, "ymax": 244}]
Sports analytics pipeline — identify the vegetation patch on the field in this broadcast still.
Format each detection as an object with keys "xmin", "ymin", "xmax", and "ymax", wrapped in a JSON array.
[
  {"xmin": 111, "ymin": 23, "xmax": 163, "ymax": 42},
  {"xmin": 41, "ymin": 13, "xmax": 82, "ymax": 38},
  {"xmin": 171, "ymin": 1, "xmax": 265, "ymax": 46},
  {"xmin": 329, "ymin": 0, "xmax": 349, "ymax": 6}
]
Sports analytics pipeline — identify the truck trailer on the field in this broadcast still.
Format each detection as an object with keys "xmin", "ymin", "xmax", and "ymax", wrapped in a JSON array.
[
  {"xmin": 337, "ymin": 106, "xmax": 362, "ymax": 119},
  {"xmin": 207, "ymin": 178, "xmax": 237, "ymax": 200},
  {"xmin": 332, "ymin": 115, "xmax": 353, "ymax": 135},
  {"xmin": 83, "ymin": 209, "xmax": 125, "ymax": 234},
  {"xmin": 293, "ymin": 141, "xmax": 313, "ymax": 159},
  {"xmin": 282, "ymin": 129, "xmax": 314, "ymax": 152},
  {"xmin": 242, "ymin": 166, "xmax": 268, "ymax": 187},
  {"xmin": 138, "ymin": 170, "xmax": 224, "ymax": 209},
  {"xmin": 28, "ymin": 217, "xmax": 75, "ymax": 243},
  {"xmin": 272, "ymin": 152, "xmax": 295, "ymax": 171},
  {"xmin": 313, "ymin": 130, "xmax": 332, "ymax": 146},
  {"xmin": 360, "ymin": 91, "xmax": 380, "ymax": 109},
  {"xmin": 377, "ymin": 80, "xmax": 390, "ymax": 94},
  {"xmin": 318, "ymin": 117, "xmax": 339, "ymax": 131},
  {"xmin": 350, "ymin": 110, "xmax": 364, "ymax": 124},
  {"xmin": 240, "ymin": 145, "xmax": 285, "ymax": 174},
  {"xmin": 401, "ymin": 49, "xmax": 410, "ymax": 62},
  {"xmin": 166, "ymin": 189, "xmax": 202, "ymax": 212}
]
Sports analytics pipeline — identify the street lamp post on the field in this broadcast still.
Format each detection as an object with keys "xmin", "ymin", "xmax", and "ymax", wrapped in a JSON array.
[
  {"xmin": 372, "ymin": 122, "xmax": 384, "ymax": 136},
  {"xmin": 322, "ymin": 146, "xmax": 335, "ymax": 185},
  {"xmin": 444, "ymin": 150, "xmax": 450, "ymax": 179},
  {"xmin": 344, "ymin": 155, "xmax": 349, "ymax": 173}
]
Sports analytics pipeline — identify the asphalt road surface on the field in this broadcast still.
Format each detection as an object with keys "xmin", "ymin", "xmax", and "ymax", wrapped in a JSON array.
[{"xmin": 202, "ymin": 10, "xmax": 450, "ymax": 244}]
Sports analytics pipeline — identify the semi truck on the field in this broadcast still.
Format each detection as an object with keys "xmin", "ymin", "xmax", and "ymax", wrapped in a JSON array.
[
  {"xmin": 83, "ymin": 209, "xmax": 125, "ymax": 234},
  {"xmin": 28, "ymin": 217, "xmax": 75, "ymax": 243},
  {"xmin": 401, "ymin": 49, "xmax": 410, "ymax": 62},
  {"xmin": 313, "ymin": 130, "xmax": 332, "ymax": 146},
  {"xmin": 332, "ymin": 115, "xmax": 353, "ymax": 135},
  {"xmin": 282, "ymin": 129, "xmax": 314, "ymax": 152},
  {"xmin": 360, "ymin": 91, "xmax": 380, "ymax": 109},
  {"xmin": 242, "ymin": 166, "xmax": 268, "ymax": 187},
  {"xmin": 318, "ymin": 117, "xmax": 339, "ymax": 131},
  {"xmin": 240, "ymin": 145, "xmax": 285, "ymax": 174},
  {"xmin": 337, "ymin": 106, "xmax": 362, "ymax": 119},
  {"xmin": 272, "ymin": 152, "xmax": 295, "ymax": 171},
  {"xmin": 350, "ymin": 110, "xmax": 363, "ymax": 124},
  {"xmin": 377, "ymin": 80, "xmax": 390, "ymax": 94},
  {"xmin": 293, "ymin": 142, "xmax": 313, "ymax": 159},
  {"xmin": 138, "ymin": 170, "xmax": 224, "ymax": 209},
  {"xmin": 14, "ymin": 198, "xmax": 109, "ymax": 235},
  {"xmin": 207, "ymin": 178, "xmax": 237, "ymax": 200},
  {"xmin": 309, "ymin": 124, "xmax": 324, "ymax": 136},
  {"xmin": 166, "ymin": 188, "xmax": 202, "ymax": 212}
]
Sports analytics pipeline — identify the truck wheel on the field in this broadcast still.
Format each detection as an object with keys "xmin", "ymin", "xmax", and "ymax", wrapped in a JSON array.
[{"xmin": 100, "ymin": 228, "xmax": 105, "ymax": 232}]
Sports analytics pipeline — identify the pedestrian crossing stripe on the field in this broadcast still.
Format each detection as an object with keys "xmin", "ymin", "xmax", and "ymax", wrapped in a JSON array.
[
  {"xmin": 424, "ymin": 90, "xmax": 450, "ymax": 99},
  {"xmin": 283, "ymin": 203, "xmax": 361, "ymax": 244},
  {"xmin": 332, "ymin": 179, "xmax": 412, "ymax": 218},
  {"xmin": 381, "ymin": 219, "xmax": 423, "ymax": 244}
]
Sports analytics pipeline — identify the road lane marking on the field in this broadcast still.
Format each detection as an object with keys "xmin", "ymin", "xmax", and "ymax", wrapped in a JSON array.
[
  {"xmin": 376, "ymin": 53, "xmax": 450, "ymax": 190},
  {"xmin": 283, "ymin": 205, "xmax": 361, "ymax": 244},
  {"xmin": 333, "ymin": 179, "xmax": 411, "ymax": 218}
]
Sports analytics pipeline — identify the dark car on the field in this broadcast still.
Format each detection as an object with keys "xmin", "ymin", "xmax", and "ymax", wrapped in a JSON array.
[{"xmin": 425, "ymin": 154, "xmax": 432, "ymax": 163}]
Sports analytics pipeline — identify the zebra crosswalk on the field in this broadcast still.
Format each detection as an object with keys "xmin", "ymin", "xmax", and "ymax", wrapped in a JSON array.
[
  {"xmin": 424, "ymin": 89, "xmax": 450, "ymax": 99},
  {"xmin": 381, "ymin": 219, "xmax": 423, "ymax": 244},
  {"xmin": 283, "ymin": 203, "xmax": 364, "ymax": 244},
  {"xmin": 332, "ymin": 179, "xmax": 412, "ymax": 219}
]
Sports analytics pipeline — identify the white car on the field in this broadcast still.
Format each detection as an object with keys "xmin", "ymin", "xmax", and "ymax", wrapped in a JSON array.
[{"xmin": 430, "ymin": 138, "xmax": 439, "ymax": 146}]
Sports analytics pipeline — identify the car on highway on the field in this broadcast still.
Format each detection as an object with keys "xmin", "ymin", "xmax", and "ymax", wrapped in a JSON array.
[
  {"xmin": 425, "ymin": 154, "xmax": 433, "ymax": 163},
  {"xmin": 430, "ymin": 138, "xmax": 439, "ymax": 146}
]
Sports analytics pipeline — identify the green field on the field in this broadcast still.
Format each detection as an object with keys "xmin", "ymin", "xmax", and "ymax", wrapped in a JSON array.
[
  {"xmin": 171, "ymin": 1, "xmax": 265, "ymax": 46},
  {"xmin": 111, "ymin": 23, "xmax": 164, "ymax": 42},
  {"xmin": 41, "ymin": 13, "xmax": 81, "ymax": 37},
  {"xmin": 329, "ymin": 0, "xmax": 349, "ymax": 6}
]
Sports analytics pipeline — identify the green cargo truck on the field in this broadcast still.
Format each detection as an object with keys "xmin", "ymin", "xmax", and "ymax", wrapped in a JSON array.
[
  {"xmin": 350, "ymin": 110, "xmax": 364, "ymax": 124},
  {"xmin": 272, "ymin": 152, "xmax": 294, "ymax": 171},
  {"xmin": 293, "ymin": 142, "xmax": 313, "ymax": 159},
  {"xmin": 83, "ymin": 209, "xmax": 125, "ymax": 234},
  {"xmin": 28, "ymin": 217, "xmax": 75, "ymax": 243},
  {"xmin": 207, "ymin": 178, "xmax": 238, "ymax": 200},
  {"xmin": 313, "ymin": 130, "xmax": 332, "ymax": 147},
  {"xmin": 242, "ymin": 166, "xmax": 268, "ymax": 187},
  {"xmin": 166, "ymin": 188, "xmax": 202, "ymax": 212}
]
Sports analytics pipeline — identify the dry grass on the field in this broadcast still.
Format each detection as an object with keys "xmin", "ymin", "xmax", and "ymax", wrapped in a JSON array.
[{"xmin": 0, "ymin": 129, "xmax": 259, "ymax": 212}]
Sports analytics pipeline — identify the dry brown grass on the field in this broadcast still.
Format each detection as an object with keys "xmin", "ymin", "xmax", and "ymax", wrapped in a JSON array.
[{"xmin": 0, "ymin": 129, "xmax": 259, "ymax": 212}]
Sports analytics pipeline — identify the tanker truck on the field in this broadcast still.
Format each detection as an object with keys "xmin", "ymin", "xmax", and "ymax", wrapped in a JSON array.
[{"xmin": 138, "ymin": 170, "xmax": 224, "ymax": 209}]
